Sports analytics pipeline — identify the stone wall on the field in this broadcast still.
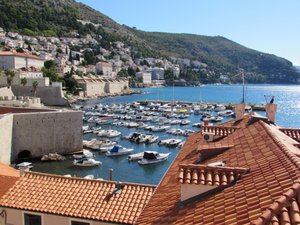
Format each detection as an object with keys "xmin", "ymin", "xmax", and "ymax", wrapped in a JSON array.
[
  {"xmin": 11, "ymin": 85, "xmax": 69, "ymax": 106},
  {"xmin": 11, "ymin": 110, "xmax": 82, "ymax": 162},
  {"xmin": 0, "ymin": 114, "xmax": 13, "ymax": 165}
]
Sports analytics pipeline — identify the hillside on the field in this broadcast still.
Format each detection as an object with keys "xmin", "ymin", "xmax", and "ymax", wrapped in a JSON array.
[{"xmin": 0, "ymin": 0, "xmax": 299, "ymax": 83}]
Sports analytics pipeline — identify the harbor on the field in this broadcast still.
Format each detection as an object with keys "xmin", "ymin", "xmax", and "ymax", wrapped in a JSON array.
[{"xmin": 30, "ymin": 84, "xmax": 300, "ymax": 184}]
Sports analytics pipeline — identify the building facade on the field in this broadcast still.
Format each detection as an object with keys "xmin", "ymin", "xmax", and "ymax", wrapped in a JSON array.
[{"xmin": 0, "ymin": 52, "xmax": 44, "ymax": 69}]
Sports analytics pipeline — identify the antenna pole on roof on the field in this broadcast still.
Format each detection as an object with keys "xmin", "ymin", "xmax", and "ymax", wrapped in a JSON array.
[{"xmin": 241, "ymin": 71, "xmax": 246, "ymax": 104}]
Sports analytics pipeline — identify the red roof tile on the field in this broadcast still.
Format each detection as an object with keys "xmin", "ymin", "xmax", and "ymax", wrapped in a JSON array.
[
  {"xmin": 137, "ymin": 114, "xmax": 300, "ymax": 225},
  {"xmin": 0, "ymin": 172, "xmax": 155, "ymax": 224},
  {"xmin": 0, "ymin": 51, "xmax": 44, "ymax": 60}
]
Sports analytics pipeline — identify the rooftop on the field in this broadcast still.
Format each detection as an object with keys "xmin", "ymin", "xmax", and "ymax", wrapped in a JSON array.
[
  {"xmin": 0, "ymin": 51, "xmax": 44, "ymax": 60},
  {"xmin": 137, "ymin": 114, "xmax": 300, "ymax": 224},
  {"xmin": 0, "ymin": 172, "xmax": 156, "ymax": 224}
]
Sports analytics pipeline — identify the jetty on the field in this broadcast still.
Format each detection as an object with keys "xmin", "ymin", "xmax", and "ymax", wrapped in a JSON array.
[{"xmin": 138, "ymin": 100, "xmax": 266, "ymax": 111}]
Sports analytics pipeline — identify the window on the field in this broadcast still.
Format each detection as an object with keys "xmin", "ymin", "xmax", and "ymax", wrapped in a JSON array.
[
  {"xmin": 24, "ymin": 213, "xmax": 42, "ymax": 225},
  {"xmin": 71, "ymin": 221, "xmax": 90, "ymax": 225}
]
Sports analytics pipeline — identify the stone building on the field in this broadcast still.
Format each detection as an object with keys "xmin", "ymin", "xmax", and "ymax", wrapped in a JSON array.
[{"xmin": 0, "ymin": 52, "xmax": 44, "ymax": 69}]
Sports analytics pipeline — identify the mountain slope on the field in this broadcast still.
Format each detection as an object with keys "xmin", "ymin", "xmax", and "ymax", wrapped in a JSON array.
[{"xmin": 0, "ymin": 0, "xmax": 299, "ymax": 83}]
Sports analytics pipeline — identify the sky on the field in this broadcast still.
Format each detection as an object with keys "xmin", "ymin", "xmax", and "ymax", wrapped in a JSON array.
[{"xmin": 77, "ymin": 0, "xmax": 300, "ymax": 66}]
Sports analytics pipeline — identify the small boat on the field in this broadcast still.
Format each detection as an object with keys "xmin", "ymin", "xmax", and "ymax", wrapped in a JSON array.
[
  {"xmin": 215, "ymin": 104, "xmax": 226, "ymax": 112},
  {"xmin": 16, "ymin": 162, "xmax": 33, "ymax": 171},
  {"xmin": 128, "ymin": 152, "xmax": 145, "ymax": 161},
  {"xmin": 180, "ymin": 120, "xmax": 190, "ymax": 126},
  {"xmin": 105, "ymin": 145, "xmax": 134, "ymax": 156},
  {"xmin": 138, "ymin": 151, "xmax": 170, "ymax": 165},
  {"xmin": 84, "ymin": 174, "xmax": 94, "ymax": 179},
  {"xmin": 158, "ymin": 138, "xmax": 183, "ymax": 147},
  {"xmin": 97, "ymin": 130, "xmax": 121, "ymax": 138},
  {"xmin": 73, "ymin": 149, "xmax": 94, "ymax": 159},
  {"xmin": 151, "ymin": 125, "xmax": 170, "ymax": 132},
  {"xmin": 218, "ymin": 110, "xmax": 235, "ymax": 117},
  {"xmin": 170, "ymin": 119, "xmax": 182, "ymax": 125},
  {"xmin": 192, "ymin": 122, "xmax": 202, "ymax": 128},
  {"xmin": 211, "ymin": 116, "xmax": 223, "ymax": 122},
  {"xmin": 73, "ymin": 158, "xmax": 102, "ymax": 167}
]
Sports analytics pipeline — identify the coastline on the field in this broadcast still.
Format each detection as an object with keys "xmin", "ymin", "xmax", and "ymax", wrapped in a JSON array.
[{"xmin": 67, "ymin": 89, "xmax": 144, "ymax": 104}]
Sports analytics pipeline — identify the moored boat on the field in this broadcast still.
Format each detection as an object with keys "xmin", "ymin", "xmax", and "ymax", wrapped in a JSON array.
[
  {"xmin": 138, "ymin": 151, "xmax": 170, "ymax": 165},
  {"xmin": 105, "ymin": 145, "xmax": 134, "ymax": 156}
]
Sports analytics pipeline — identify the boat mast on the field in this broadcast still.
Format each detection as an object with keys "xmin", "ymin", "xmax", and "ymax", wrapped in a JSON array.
[{"xmin": 242, "ymin": 71, "xmax": 245, "ymax": 104}]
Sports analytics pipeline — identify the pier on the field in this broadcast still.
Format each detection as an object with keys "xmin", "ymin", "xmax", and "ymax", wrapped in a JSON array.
[{"xmin": 138, "ymin": 100, "xmax": 266, "ymax": 111}]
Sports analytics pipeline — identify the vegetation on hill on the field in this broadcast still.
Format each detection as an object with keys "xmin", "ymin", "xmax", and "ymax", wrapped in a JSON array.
[{"xmin": 0, "ymin": 0, "xmax": 299, "ymax": 84}]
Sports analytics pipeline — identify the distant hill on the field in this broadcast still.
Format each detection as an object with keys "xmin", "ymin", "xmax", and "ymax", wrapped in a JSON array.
[{"xmin": 0, "ymin": 0, "xmax": 299, "ymax": 83}]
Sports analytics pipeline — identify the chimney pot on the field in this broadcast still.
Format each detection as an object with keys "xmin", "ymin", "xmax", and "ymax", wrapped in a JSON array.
[
  {"xmin": 265, "ymin": 103, "xmax": 277, "ymax": 123},
  {"xmin": 234, "ymin": 104, "xmax": 245, "ymax": 120}
]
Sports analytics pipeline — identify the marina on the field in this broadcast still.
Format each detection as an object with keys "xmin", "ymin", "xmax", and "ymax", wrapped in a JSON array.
[{"xmin": 31, "ymin": 84, "xmax": 300, "ymax": 184}]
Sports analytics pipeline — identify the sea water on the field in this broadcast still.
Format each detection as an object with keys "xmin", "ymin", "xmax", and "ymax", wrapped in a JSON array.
[{"xmin": 32, "ymin": 84, "xmax": 300, "ymax": 184}]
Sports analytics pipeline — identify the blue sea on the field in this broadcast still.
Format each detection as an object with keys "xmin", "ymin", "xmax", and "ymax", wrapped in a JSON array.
[{"xmin": 32, "ymin": 84, "xmax": 300, "ymax": 184}]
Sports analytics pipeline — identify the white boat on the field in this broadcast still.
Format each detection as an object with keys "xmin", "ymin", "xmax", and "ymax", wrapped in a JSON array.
[
  {"xmin": 105, "ymin": 145, "xmax": 134, "ymax": 156},
  {"xmin": 73, "ymin": 149, "xmax": 94, "ymax": 159},
  {"xmin": 16, "ymin": 162, "xmax": 33, "ymax": 171},
  {"xmin": 180, "ymin": 120, "xmax": 190, "ymax": 126},
  {"xmin": 211, "ymin": 116, "xmax": 223, "ymax": 122},
  {"xmin": 138, "ymin": 151, "xmax": 170, "ymax": 165},
  {"xmin": 151, "ymin": 125, "xmax": 170, "ymax": 132},
  {"xmin": 73, "ymin": 158, "xmax": 102, "ymax": 167},
  {"xmin": 218, "ymin": 110, "xmax": 235, "ymax": 117},
  {"xmin": 215, "ymin": 104, "xmax": 226, "ymax": 112},
  {"xmin": 139, "ymin": 134, "xmax": 159, "ymax": 144},
  {"xmin": 170, "ymin": 119, "xmax": 182, "ymax": 125},
  {"xmin": 158, "ymin": 138, "xmax": 183, "ymax": 147},
  {"xmin": 128, "ymin": 152, "xmax": 145, "ymax": 161},
  {"xmin": 84, "ymin": 175, "xmax": 94, "ymax": 179},
  {"xmin": 97, "ymin": 129, "xmax": 121, "ymax": 138}
]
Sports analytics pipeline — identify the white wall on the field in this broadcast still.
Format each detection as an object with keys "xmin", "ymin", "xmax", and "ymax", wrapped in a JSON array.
[
  {"xmin": 0, "ymin": 114, "xmax": 13, "ymax": 165},
  {"xmin": 1, "ymin": 208, "xmax": 114, "ymax": 225}
]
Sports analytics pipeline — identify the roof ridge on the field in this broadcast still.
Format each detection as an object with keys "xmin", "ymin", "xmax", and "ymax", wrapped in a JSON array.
[
  {"xmin": 252, "ymin": 179, "xmax": 300, "ymax": 225},
  {"xmin": 179, "ymin": 163, "xmax": 249, "ymax": 173},
  {"xmin": 260, "ymin": 121, "xmax": 300, "ymax": 170},
  {"xmin": 24, "ymin": 171, "xmax": 156, "ymax": 188}
]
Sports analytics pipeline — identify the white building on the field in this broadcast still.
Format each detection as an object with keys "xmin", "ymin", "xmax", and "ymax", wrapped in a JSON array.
[
  {"xmin": 0, "ymin": 52, "xmax": 44, "ymax": 70},
  {"xmin": 136, "ymin": 71, "xmax": 152, "ymax": 84},
  {"xmin": 150, "ymin": 67, "xmax": 165, "ymax": 80}
]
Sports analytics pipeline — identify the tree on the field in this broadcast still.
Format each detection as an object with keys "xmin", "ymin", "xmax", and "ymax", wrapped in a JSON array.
[
  {"xmin": 32, "ymin": 81, "xmax": 38, "ymax": 97},
  {"xmin": 44, "ymin": 60, "xmax": 55, "ymax": 70},
  {"xmin": 4, "ymin": 69, "xmax": 15, "ymax": 88},
  {"xmin": 21, "ymin": 77, "xmax": 27, "ymax": 86}
]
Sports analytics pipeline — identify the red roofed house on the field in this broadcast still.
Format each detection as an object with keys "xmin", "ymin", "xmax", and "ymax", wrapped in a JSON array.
[
  {"xmin": 0, "ymin": 51, "xmax": 44, "ymax": 70},
  {"xmin": 137, "ymin": 103, "xmax": 300, "ymax": 225},
  {"xmin": 0, "ymin": 172, "xmax": 155, "ymax": 225}
]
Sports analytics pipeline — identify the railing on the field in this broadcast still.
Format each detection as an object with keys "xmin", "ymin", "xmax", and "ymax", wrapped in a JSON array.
[
  {"xmin": 279, "ymin": 128, "xmax": 300, "ymax": 141},
  {"xmin": 201, "ymin": 125, "xmax": 239, "ymax": 137}
]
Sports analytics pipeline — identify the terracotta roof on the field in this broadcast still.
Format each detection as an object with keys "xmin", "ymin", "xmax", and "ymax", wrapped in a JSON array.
[
  {"xmin": 0, "ymin": 172, "xmax": 155, "ymax": 224},
  {"xmin": 137, "ymin": 114, "xmax": 300, "ymax": 225},
  {"xmin": 0, "ymin": 51, "xmax": 44, "ymax": 60},
  {"xmin": 0, "ymin": 163, "xmax": 19, "ymax": 177},
  {"xmin": 178, "ymin": 164, "xmax": 249, "ymax": 186},
  {"xmin": 253, "ymin": 179, "xmax": 300, "ymax": 225},
  {"xmin": 0, "ymin": 176, "xmax": 19, "ymax": 199}
]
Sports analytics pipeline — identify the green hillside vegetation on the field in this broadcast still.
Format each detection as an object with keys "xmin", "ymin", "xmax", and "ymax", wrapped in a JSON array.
[
  {"xmin": 0, "ymin": 0, "xmax": 299, "ymax": 84},
  {"xmin": 128, "ymin": 29, "xmax": 299, "ymax": 83}
]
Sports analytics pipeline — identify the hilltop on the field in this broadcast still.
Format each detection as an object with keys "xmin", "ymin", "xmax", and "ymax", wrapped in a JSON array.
[{"xmin": 0, "ymin": 0, "xmax": 299, "ymax": 83}]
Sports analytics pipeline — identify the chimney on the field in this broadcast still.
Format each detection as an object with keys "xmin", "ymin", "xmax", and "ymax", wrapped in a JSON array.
[
  {"xmin": 234, "ymin": 104, "xmax": 245, "ymax": 120},
  {"xmin": 109, "ymin": 168, "xmax": 113, "ymax": 181},
  {"xmin": 265, "ymin": 103, "xmax": 277, "ymax": 123}
]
